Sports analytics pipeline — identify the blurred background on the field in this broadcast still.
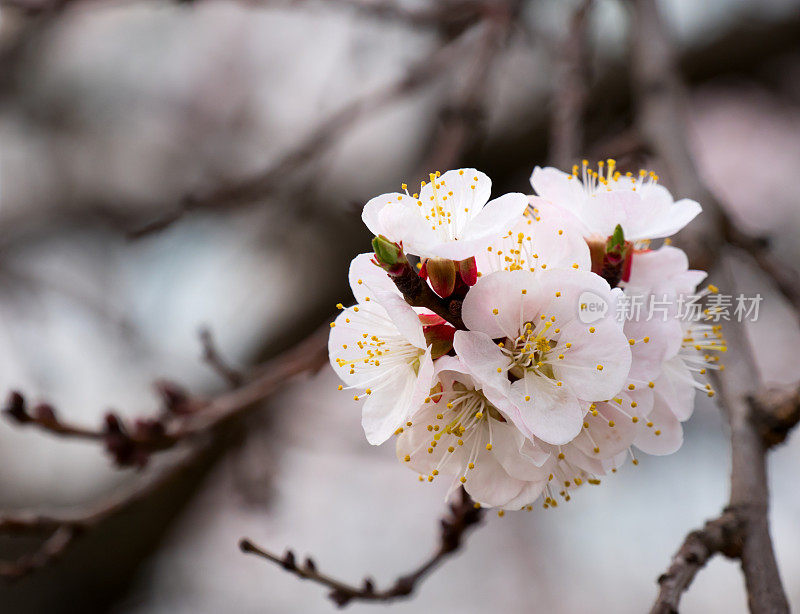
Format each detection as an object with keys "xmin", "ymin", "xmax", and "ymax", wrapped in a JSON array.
[{"xmin": 1, "ymin": 0, "xmax": 799, "ymax": 611}]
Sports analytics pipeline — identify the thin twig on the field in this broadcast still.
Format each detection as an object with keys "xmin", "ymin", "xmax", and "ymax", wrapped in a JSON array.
[
  {"xmin": 651, "ymin": 511, "xmax": 742, "ymax": 614},
  {"xmin": 0, "ymin": 447, "xmax": 202, "ymax": 579},
  {"xmin": 127, "ymin": 25, "xmax": 480, "ymax": 239},
  {"xmin": 0, "ymin": 323, "xmax": 329, "ymax": 578},
  {"xmin": 239, "ymin": 488, "xmax": 483, "ymax": 607},
  {"xmin": 3, "ymin": 324, "xmax": 329, "ymax": 467},
  {"xmin": 199, "ymin": 327, "xmax": 245, "ymax": 388}
]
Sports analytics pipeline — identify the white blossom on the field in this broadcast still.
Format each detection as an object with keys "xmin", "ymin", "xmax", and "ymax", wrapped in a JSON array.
[
  {"xmin": 362, "ymin": 169, "xmax": 529, "ymax": 261},
  {"xmin": 530, "ymin": 160, "xmax": 702, "ymax": 242},
  {"xmin": 329, "ymin": 255, "xmax": 437, "ymax": 445},
  {"xmin": 474, "ymin": 200, "xmax": 590, "ymax": 276},
  {"xmin": 453, "ymin": 269, "xmax": 632, "ymax": 445}
]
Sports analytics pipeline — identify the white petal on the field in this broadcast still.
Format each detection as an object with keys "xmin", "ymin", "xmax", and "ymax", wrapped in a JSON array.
[
  {"xmin": 490, "ymin": 420, "xmax": 551, "ymax": 481},
  {"xmin": 420, "ymin": 168, "xmax": 492, "ymax": 221},
  {"xmin": 553, "ymin": 317, "xmax": 632, "ymax": 401},
  {"xmin": 463, "ymin": 450, "xmax": 526, "ymax": 508},
  {"xmin": 641, "ymin": 198, "xmax": 702, "ymax": 239},
  {"xmin": 328, "ymin": 302, "xmax": 402, "ymax": 387},
  {"xmin": 633, "ymin": 396, "xmax": 683, "ymax": 455},
  {"xmin": 452, "ymin": 331, "xmax": 511, "ymax": 392},
  {"xmin": 579, "ymin": 190, "xmax": 645, "ymax": 240},
  {"xmin": 625, "ymin": 317, "xmax": 683, "ymax": 382},
  {"xmin": 348, "ymin": 253, "xmax": 400, "ymax": 303},
  {"xmin": 500, "ymin": 478, "xmax": 549, "ymax": 510},
  {"xmin": 374, "ymin": 291, "xmax": 426, "ymax": 348},
  {"xmin": 529, "ymin": 166, "xmax": 586, "ymax": 212},
  {"xmin": 361, "ymin": 369, "xmax": 416, "ymax": 445},
  {"xmin": 572, "ymin": 401, "xmax": 637, "ymax": 460},
  {"xmin": 362, "ymin": 346, "xmax": 434, "ymax": 445},
  {"xmin": 507, "ymin": 373, "xmax": 584, "ymax": 445},
  {"xmin": 461, "ymin": 270, "xmax": 546, "ymax": 339},
  {"xmin": 655, "ymin": 357, "xmax": 697, "ymax": 421},
  {"xmin": 461, "ymin": 192, "xmax": 529, "ymax": 242}
]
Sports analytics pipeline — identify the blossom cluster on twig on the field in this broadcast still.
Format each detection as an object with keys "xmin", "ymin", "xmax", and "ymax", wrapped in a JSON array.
[{"xmin": 329, "ymin": 161, "xmax": 725, "ymax": 511}]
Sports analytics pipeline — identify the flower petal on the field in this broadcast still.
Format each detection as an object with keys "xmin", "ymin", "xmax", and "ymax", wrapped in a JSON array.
[
  {"xmin": 507, "ymin": 373, "xmax": 584, "ymax": 444},
  {"xmin": 361, "ymin": 346, "xmax": 434, "ymax": 445},
  {"xmin": 463, "ymin": 450, "xmax": 526, "ymax": 507},
  {"xmin": 461, "ymin": 270, "xmax": 546, "ymax": 339},
  {"xmin": 529, "ymin": 166, "xmax": 586, "ymax": 215},
  {"xmin": 641, "ymin": 198, "xmax": 702, "ymax": 240},
  {"xmin": 348, "ymin": 253, "xmax": 399, "ymax": 303},
  {"xmin": 633, "ymin": 395, "xmax": 683, "ymax": 455},
  {"xmin": 461, "ymin": 192, "xmax": 529, "ymax": 242}
]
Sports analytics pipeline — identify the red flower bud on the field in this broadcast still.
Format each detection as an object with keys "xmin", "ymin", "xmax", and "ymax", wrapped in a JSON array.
[
  {"xmin": 425, "ymin": 257, "xmax": 457, "ymax": 298},
  {"xmin": 458, "ymin": 257, "xmax": 478, "ymax": 286},
  {"xmin": 423, "ymin": 322, "xmax": 456, "ymax": 359}
]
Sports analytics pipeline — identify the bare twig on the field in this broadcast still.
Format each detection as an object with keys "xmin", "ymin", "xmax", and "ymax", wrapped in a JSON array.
[
  {"xmin": 421, "ymin": 0, "xmax": 520, "ymax": 171},
  {"xmin": 4, "ymin": 324, "xmax": 329, "ymax": 467},
  {"xmin": 385, "ymin": 258, "xmax": 466, "ymax": 329},
  {"xmin": 651, "ymin": 511, "xmax": 742, "ymax": 614},
  {"xmin": 0, "ymin": 447, "xmax": 202, "ymax": 579},
  {"xmin": 239, "ymin": 488, "xmax": 483, "ymax": 607},
  {"xmin": 0, "ymin": 323, "xmax": 329, "ymax": 578},
  {"xmin": 199, "ymin": 327, "xmax": 245, "ymax": 388},
  {"xmin": 548, "ymin": 0, "xmax": 592, "ymax": 169},
  {"xmin": 631, "ymin": 1, "xmax": 796, "ymax": 611},
  {"xmin": 127, "ymin": 24, "xmax": 480, "ymax": 239}
]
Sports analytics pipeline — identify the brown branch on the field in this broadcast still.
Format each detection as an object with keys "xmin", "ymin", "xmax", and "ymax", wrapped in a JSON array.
[
  {"xmin": 239, "ymin": 487, "xmax": 483, "ymax": 607},
  {"xmin": 651, "ymin": 510, "xmax": 743, "ymax": 614},
  {"xmin": 3, "ymin": 324, "xmax": 329, "ymax": 467},
  {"xmin": 421, "ymin": 0, "xmax": 520, "ymax": 172},
  {"xmin": 0, "ymin": 447, "xmax": 202, "ymax": 579},
  {"xmin": 0, "ymin": 323, "xmax": 329, "ymax": 578},
  {"xmin": 199, "ymin": 326, "xmax": 245, "ymax": 388},
  {"xmin": 748, "ymin": 385, "xmax": 800, "ymax": 448},
  {"xmin": 631, "ymin": 1, "xmax": 795, "ymax": 611},
  {"xmin": 127, "ymin": 23, "xmax": 481, "ymax": 239},
  {"xmin": 548, "ymin": 0, "xmax": 592, "ymax": 169},
  {"xmin": 629, "ymin": 0, "xmax": 800, "ymax": 314},
  {"xmin": 388, "ymin": 260, "xmax": 466, "ymax": 330}
]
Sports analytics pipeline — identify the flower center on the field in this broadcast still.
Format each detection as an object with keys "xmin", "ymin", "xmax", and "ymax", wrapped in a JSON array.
[
  {"xmin": 567, "ymin": 158, "xmax": 660, "ymax": 196},
  {"xmin": 505, "ymin": 320, "xmax": 558, "ymax": 379}
]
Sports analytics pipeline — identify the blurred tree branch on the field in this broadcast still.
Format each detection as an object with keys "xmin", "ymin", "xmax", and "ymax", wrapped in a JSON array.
[
  {"xmin": 548, "ymin": 0, "xmax": 592, "ymax": 169},
  {"xmin": 629, "ymin": 1, "xmax": 799, "ymax": 612},
  {"xmin": 0, "ymin": 323, "xmax": 329, "ymax": 578},
  {"xmin": 128, "ymin": 0, "xmax": 522, "ymax": 238},
  {"xmin": 239, "ymin": 487, "xmax": 484, "ymax": 607}
]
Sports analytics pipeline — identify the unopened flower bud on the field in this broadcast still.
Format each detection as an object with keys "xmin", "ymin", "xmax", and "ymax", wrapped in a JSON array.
[
  {"xmin": 458, "ymin": 257, "xmax": 478, "ymax": 286},
  {"xmin": 423, "ymin": 322, "xmax": 456, "ymax": 359},
  {"xmin": 592, "ymin": 224, "xmax": 633, "ymax": 287},
  {"xmin": 425, "ymin": 257, "xmax": 457, "ymax": 298},
  {"xmin": 3, "ymin": 391, "xmax": 28, "ymax": 423},
  {"xmin": 371, "ymin": 235, "xmax": 407, "ymax": 275}
]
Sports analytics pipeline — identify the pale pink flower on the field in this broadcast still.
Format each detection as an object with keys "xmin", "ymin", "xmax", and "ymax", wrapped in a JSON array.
[
  {"xmin": 362, "ymin": 169, "xmax": 528, "ymax": 261},
  {"xmin": 474, "ymin": 200, "xmax": 590, "ymax": 276},
  {"xmin": 329, "ymin": 255, "xmax": 437, "ymax": 445},
  {"xmin": 453, "ymin": 269, "xmax": 632, "ymax": 445},
  {"xmin": 530, "ymin": 161, "xmax": 701, "ymax": 242}
]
